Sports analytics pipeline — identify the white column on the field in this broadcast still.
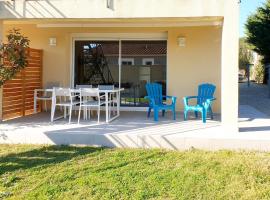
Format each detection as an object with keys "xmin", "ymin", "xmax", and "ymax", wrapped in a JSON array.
[
  {"xmin": 0, "ymin": 20, "xmax": 3, "ymax": 121},
  {"xmin": 221, "ymin": 0, "xmax": 239, "ymax": 132}
]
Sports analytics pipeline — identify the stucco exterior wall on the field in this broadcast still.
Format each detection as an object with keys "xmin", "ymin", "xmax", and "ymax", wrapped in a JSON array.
[
  {"xmin": 0, "ymin": 0, "xmax": 228, "ymax": 19},
  {"xmin": 3, "ymin": 24, "xmax": 222, "ymax": 112},
  {"xmin": 167, "ymin": 26, "xmax": 221, "ymax": 112}
]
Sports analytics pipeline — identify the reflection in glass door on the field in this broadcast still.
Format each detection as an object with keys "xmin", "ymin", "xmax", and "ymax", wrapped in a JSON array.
[
  {"xmin": 74, "ymin": 40, "xmax": 167, "ymax": 107},
  {"xmin": 74, "ymin": 41, "xmax": 119, "ymax": 87},
  {"xmin": 120, "ymin": 41, "xmax": 167, "ymax": 107}
]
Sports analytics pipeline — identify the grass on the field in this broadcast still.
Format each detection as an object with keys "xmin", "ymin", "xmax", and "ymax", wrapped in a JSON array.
[{"xmin": 0, "ymin": 145, "xmax": 270, "ymax": 200}]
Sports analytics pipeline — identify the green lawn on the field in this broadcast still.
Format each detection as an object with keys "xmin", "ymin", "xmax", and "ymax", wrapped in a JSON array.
[{"xmin": 1, "ymin": 145, "xmax": 270, "ymax": 199}]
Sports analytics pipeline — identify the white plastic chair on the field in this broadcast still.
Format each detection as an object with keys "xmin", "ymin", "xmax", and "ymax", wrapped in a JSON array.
[
  {"xmin": 98, "ymin": 85, "xmax": 116, "ymax": 117},
  {"xmin": 77, "ymin": 88, "xmax": 106, "ymax": 124},
  {"xmin": 35, "ymin": 82, "xmax": 60, "ymax": 111},
  {"xmin": 76, "ymin": 85, "xmax": 93, "ymax": 118},
  {"xmin": 51, "ymin": 87, "xmax": 80, "ymax": 123}
]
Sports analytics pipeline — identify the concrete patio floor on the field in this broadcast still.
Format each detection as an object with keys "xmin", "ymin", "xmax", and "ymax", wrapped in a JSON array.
[
  {"xmin": 2, "ymin": 83, "xmax": 270, "ymax": 150},
  {"xmin": 2, "ymin": 107, "xmax": 270, "ymax": 151}
]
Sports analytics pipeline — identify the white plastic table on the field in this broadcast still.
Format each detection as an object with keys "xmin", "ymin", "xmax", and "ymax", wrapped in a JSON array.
[{"xmin": 34, "ymin": 88, "xmax": 124, "ymax": 123}]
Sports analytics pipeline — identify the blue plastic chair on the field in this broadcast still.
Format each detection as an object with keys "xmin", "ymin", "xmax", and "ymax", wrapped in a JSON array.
[
  {"xmin": 183, "ymin": 83, "xmax": 216, "ymax": 123},
  {"xmin": 145, "ymin": 83, "xmax": 177, "ymax": 121}
]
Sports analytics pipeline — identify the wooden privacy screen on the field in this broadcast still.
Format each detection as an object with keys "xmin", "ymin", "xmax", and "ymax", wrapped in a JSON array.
[{"xmin": 2, "ymin": 48, "xmax": 43, "ymax": 120}]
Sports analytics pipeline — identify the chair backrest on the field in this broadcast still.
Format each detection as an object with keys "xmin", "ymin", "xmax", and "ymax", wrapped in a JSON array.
[
  {"xmin": 76, "ymin": 85, "xmax": 92, "ymax": 89},
  {"xmin": 80, "ymin": 88, "xmax": 99, "ymax": 98},
  {"xmin": 53, "ymin": 87, "xmax": 71, "ymax": 97},
  {"xmin": 197, "ymin": 83, "xmax": 216, "ymax": 105},
  {"xmin": 145, "ymin": 83, "xmax": 163, "ymax": 105},
  {"xmin": 98, "ymin": 85, "xmax": 114, "ymax": 90}
]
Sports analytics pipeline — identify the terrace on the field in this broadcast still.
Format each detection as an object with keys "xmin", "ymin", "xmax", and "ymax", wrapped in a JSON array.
[{"xmin": 1, "ymin": 107, "xmax": 270, "ymax": 151}]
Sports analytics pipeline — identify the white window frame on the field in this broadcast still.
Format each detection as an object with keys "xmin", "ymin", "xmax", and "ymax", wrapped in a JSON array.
[
  {"xmin": 121, "ymin": 58, "xmax": 134, "ymax": 65},
  {"xmin": 142, "ymin": 58, "xmax": 155, "ymax": 65}
]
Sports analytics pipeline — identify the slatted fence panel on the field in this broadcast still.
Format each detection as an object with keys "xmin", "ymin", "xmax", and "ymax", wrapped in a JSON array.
[{"xmin": 2, "ymin": 48, "xmax": 43, "ymax": 120}]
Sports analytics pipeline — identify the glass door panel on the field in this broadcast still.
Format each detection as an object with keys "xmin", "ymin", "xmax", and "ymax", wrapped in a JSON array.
[
  {"xmin": 74, "ymin": 41, "xmax": 119, "ymax": 87},
  {"xmin": 120, "ymin": 40, "xmax": 167, "ymax": 107}
]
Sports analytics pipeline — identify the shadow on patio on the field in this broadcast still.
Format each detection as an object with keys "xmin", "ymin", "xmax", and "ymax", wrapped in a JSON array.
[
  {"xmin": 1, "ymin": 111, "xmax": 221, "ymax": 149},
  {"xmin": 43, "ymin": 112, "xmax": 221, "ymax": 148}
]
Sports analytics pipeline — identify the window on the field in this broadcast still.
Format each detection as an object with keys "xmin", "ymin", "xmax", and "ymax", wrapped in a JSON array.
[
  {"xmin": 142, "ymin": 58, "xmax": 154, "ymax": 65},
  {"xmin": 121, "ymin": 58, "xmax": 134, "ymax": 66}
]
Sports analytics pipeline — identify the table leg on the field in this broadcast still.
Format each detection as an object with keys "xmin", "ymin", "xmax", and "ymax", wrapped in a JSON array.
[
  {"xmin": 106, "ymin": 92, "xmax": 109, "ymax": 123},
  {"xmin": 64, "ymin": 107, "xmax": 66, "ymax": 119},
  {"xmin": 117, "ymin": 91, "xmax": 120, "ymax": 116}
]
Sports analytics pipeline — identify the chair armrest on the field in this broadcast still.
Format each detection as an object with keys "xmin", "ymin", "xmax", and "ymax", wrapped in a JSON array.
[
  {"xmin": 207, "ymin": 97, "xmax": 216, "ymax": 102},
  {"xmin": 144, "ymin": 96, "xmax": 156, "ymax": 106},
  {"xmin": 184, "ymin": 96, "xmax": 198, "ymax": 100},
  {"xmin": 183, "ymin": 96, "xmax": 198, "ymax": 106},
  {"xmin": 206, "ymin": 98, "xmax": 216, "ymax": 104},
  {"xmin": 34, "ymin": 89, "xmax": 52, "ymax": 98},
  {"xmin": 163, "ymin": 96, "xmax": 177, "ymax": 105},
  {"xmin": 195, "ymin": 97, "xmax": 216, "ymax": 109},
  {"xmin": 71, "ymin": 94, "xmax": 80, "ymax": 99},
  {"xmin": 99, "ymin": 94, "xmax": 106, "ymax": 99}
]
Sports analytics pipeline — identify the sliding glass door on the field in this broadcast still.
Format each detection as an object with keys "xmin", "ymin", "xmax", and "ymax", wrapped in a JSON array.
[
  {"xmin": 120, "ymin": 40, "xmax": 167, "ymax": 107},
  {"xmin": 74, "ymin": 40, "xmax": 167, "ymax": 108}
]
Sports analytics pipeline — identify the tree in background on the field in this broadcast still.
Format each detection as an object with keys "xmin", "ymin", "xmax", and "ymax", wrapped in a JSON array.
[
  {"xmin": 246, "ymin": 0, "xmax": 270, "ymax": 83},
  {"xmin": 239, "ymin": 37, "xmax": 253, "ymax": 75},
  {"xmin": 254, "ymin": 62, "xmax": 265, "ymax": 83}
]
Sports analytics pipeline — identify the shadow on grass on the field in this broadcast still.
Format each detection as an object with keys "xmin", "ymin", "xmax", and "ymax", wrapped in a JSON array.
[{"xmin": 0, "ymin": 145, "xmax": 103, "ymax": 175}]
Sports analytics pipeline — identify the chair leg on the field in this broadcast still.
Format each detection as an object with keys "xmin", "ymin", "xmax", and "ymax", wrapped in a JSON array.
[
  {"xmin": 51, "ymin": 104, "xmax": 56, "ymax": 122},
  {"xmin": 147, "ymin": 108, "xmax": 151, "ymax": 118},
  {"xmin": 113, "ymin": 100, "xmax": 116, "ymax": 115},
  {"xmin": 154, "ymin": 108, "xmax": 159, "ymax": 121},
  {"xmin": 162, "ymin": 110, "xmax": 165, "ymax": 117},
  {"xmin": 69, "ymin": 105, "xmax": 72, "ymax": 124},
  {"xmin": 202, "ymin": 110, "xmax": 206, "ymax": 123},
  {"xmin": 97, "ymin": 106, "xmax": 100, "ymax": 124},
  {"xmin": 45, "ymin": 100, "xmax": 47, "ymax": 112},
  {"xmin": 83, "ymin": 107, "xmax": 86, "ymax": 120},
  {"xmin": 78, "ymin": 105, "xmax": 82, "ymax": 124},
  {"xmin": 88, "ymin": 108, "xmax": 91, "ymax": 120},
  {"xmin": 194, "ymin": 111, "xmax": 198, "ymax": 118},
  {"xmin": 209, "ymin": 107, "xmax": 214, "ymax": 120},
  {"xmin": 64, "ymin": 106, "xmax": 67, "ymax": 119},
  {"xmin": 172, "ymin": 108, "xmax": 176, "ymax": 120},
  {"xmin": 109, "ymin": 101, "xmax": 112, "ymax": 119},
  {"xmin": 184, "ymin": 110, "xmax": 188, "ymax": 121}
]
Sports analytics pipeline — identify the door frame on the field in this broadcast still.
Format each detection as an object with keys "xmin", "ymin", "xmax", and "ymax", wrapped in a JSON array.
[{"xmin": 70, "ymin": 32, "xmax": 168, "ymax": 111}]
